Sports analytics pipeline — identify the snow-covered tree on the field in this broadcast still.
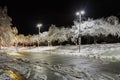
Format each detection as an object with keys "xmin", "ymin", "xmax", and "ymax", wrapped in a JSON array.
[
  {"xmin": 0, "ymin": 6, "xmax": 16, "ymax": 47},
  {"xmin": 29, "ymin": 34, "xmax": 38, "ymax": 46},
  {"xmin": 48, "ymin": 25, "xmax": 71, "ymax": 45},
  {"xmin": 106, "ymin": 16, "xmax": 119, "ymax": 25},
  {"xmin": 39, "ymin": 32, "xmax": 49, "ymax": 45},
  {"xmin": 71, "ymin": 16, "xmax": 120, "ymax": 43}
]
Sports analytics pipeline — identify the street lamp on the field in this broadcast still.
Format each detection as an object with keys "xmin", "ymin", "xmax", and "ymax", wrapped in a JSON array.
[
  {"xmin": 76, "ymin": 10, "xmax": 85, "ymax": 52},
  {"xmin": 36, "ymin": 23, "xmax": 42, "ymax": 48}
]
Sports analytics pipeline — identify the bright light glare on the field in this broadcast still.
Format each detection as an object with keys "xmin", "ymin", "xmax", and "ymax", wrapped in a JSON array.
[
  {"xmin": 80, "ymin": 10, "xmax": 85, "ymax": 15},
  {"xmin": 5, "ymin": 70, "xmax": 19, "ymax": 80},
  {"xmin": 76, "ymin": 12, "xmax": 80, "ymax": 16},
  {"xmin": 7, "ymin": 52, "xmax": 23, "ymax": 56},
  {"xmin": 76, "ymin": 10, "xmax": 85, "ymax": 16},
  {"xmin": 37, "ymin": 23, "xmax": 42, "ymax": 28}
]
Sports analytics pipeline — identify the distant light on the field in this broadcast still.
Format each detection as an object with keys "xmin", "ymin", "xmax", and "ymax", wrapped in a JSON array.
[
  {"xmin": 76, "ymin": 10, "xmax": 85, "ymax": 16},
  {"xmin": 76, "ymin": 12, "xmax": 80, "ymax": 16},
  {"xmin": 80, "ymin": 10, "xmax": 85, "ymax": 15},
  {"xmin": 37, "ymin": 23, "xmax": 42, "ymax": 28}
]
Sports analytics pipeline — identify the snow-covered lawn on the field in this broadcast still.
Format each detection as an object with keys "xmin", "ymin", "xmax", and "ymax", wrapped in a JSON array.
[
  {"xmin": 21, "ymin": 46, "xmax": 59, "ymax": 52},
  {"xmin": 53, "ymin": 43, "xmax": 120, "ymax": 61},
  {"xmin": 0, "ymin": 46, "xmax": 59, "ymax": 52},
  {"xmin": 1, "ymin": 43, "xmax": 120, "ymax": 60}
]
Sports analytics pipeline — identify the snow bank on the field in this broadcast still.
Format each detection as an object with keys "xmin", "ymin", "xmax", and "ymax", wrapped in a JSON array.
[
  {"xmin": 1, "ymin": 43, "xmax": 120, "ymax": 60},
  {"xmin": 21, "ymin": 46, "xmax": 59, "ymax": 52},
  {"xmin": 53, "ymin": 43, "xmax": 120, "ymax": 61},
  {"xmin": 0, "ymin": 46, "xmax": 59, "ymax": 53}
]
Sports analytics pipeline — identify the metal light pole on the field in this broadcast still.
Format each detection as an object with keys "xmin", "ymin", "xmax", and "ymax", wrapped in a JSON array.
[
  {"xmin": 36, "ymin": 23, "xmax": 42, "ymax": 48},
  {"xmin": 76, "ymin": 10, "xmax": 85, "ymax": 52}
]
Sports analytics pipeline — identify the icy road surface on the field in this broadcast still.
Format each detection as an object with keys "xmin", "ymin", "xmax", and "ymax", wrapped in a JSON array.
[
  {"xmin": 0, "ymin": 52, "xmax": 120, "ymax": 79},
  {"xmin": 0, "ymin": 43, "xmax": 120, "ymax": 80}
]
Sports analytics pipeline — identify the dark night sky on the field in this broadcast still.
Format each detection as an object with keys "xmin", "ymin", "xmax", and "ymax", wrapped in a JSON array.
[{"xmin": 0, "ymin": 0, "xmax": 120, "ymax": 35}]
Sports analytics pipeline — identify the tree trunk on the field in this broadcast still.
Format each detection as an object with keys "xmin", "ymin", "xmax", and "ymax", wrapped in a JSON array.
[{"xmin": 94, "ymin": 36, "xmax": 97, "ymax": 44}]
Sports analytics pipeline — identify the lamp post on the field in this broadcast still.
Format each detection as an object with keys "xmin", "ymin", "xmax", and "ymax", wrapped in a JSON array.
[
  {"xmin": 76, "ymin": 10, "xmax": 85, "ymax": 52},
  {"xmin": 36, "ymin": 23, "xmax": 42, "ymax": 48}
]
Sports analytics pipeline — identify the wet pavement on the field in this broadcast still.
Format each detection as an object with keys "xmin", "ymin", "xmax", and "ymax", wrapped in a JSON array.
[
  {"xmin": 0, "ymin": 50, "xmax": 120, "ymax": 80},
  {"xmin": 23, "ymin": 52, "xmax": 120, "ymax": 80}
]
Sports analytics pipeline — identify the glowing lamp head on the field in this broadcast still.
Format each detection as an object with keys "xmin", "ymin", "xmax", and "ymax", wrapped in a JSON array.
[
  {"xmin": 76, "ymin": 12, "xmax": 80, "ymax": 16},
  {"xmin": 76, "ymin": 10, "xmax": 85, "ymax": 16},
  {"xmin": 37, "ymin": 23, "xmax": 42, "ymax": 28},
  {"xmin": 80, "ymin": 10, "xmax": 85, "ymax": 15}
]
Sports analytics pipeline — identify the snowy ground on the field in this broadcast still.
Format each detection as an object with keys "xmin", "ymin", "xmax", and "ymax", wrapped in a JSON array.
[
  {"xmin": 0, "ymin": 52, "xmax": 48, "ymax": 80},
  {"xmin": 1, "ymin": 43, "xmax": 120, "ymax": 58},
  {"xmin": 0, "ymin": 43, "xmax": 120, "ymax": 80},
  {"xmin": 52, "ymin": 43, "xmax": 120, "ymax": 61},
  {"xmin": 1, "ymin": 43, "xmax": 120, "ymax": 62}
]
